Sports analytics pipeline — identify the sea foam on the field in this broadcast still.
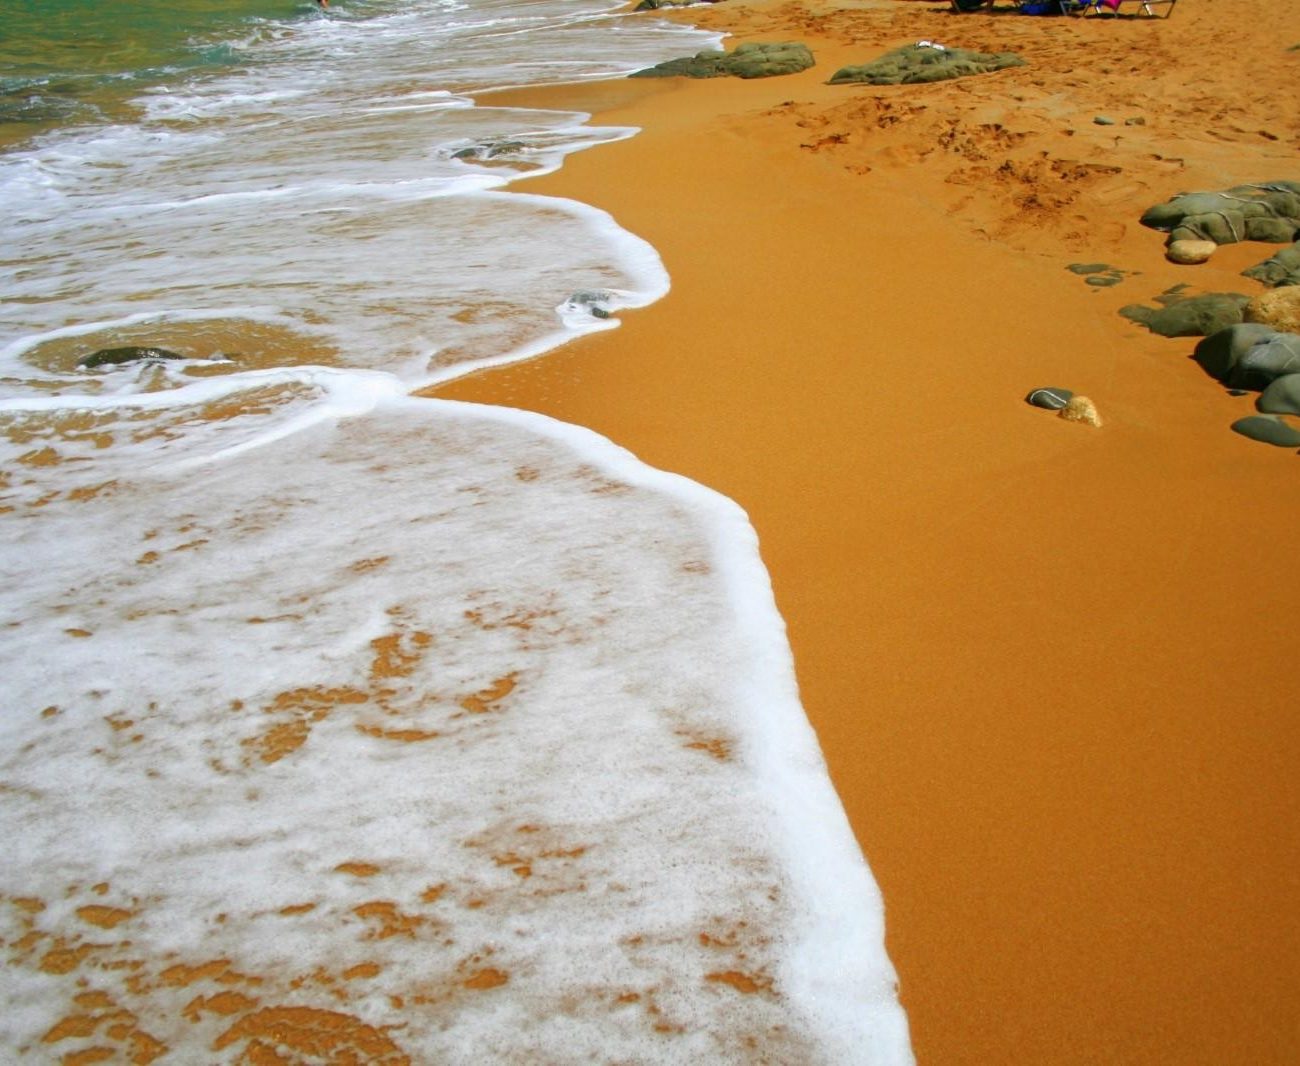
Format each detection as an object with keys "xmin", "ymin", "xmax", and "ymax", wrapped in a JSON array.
[
  {"xmin": 1, "ymin": 390, "xmax": 909, "ymax": 1063},
  {"xmin": 0, "ymin": 0, "xmax": 910, "ymax": 1060}
]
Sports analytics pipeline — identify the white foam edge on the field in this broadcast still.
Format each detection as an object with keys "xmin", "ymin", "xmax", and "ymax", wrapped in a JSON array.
[{"xmin": 382, "ymin": 392, "xmax": 914, "ymax": 1064}]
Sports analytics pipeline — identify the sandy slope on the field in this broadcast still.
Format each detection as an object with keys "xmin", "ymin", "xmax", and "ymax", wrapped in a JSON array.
[{"xmin": 436, "ymin": 2, "xmax": 1300, "ymax": 1061}]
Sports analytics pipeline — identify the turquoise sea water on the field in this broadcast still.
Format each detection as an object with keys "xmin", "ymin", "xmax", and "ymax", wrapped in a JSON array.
[{"xmin": 0, "ymin": 0, "xmax": 307, "ymax": 139}]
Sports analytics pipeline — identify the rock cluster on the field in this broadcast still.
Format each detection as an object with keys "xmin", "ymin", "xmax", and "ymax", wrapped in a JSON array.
[
  {"xmin": 1124, "ymin": 182, "xmax": 1300, "ymax": 450},
  {"xmin": 1139, "ymin": 182, "xmax": 1300, "ymax": 247},
  {"xmin": 1194, "ymin": 324, "xmax": 1300, "ymax": 446}
]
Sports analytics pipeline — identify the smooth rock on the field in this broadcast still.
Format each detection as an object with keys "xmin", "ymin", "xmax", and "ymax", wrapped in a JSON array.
[
  {"xmin": 1245, "ymin": 286, "xmax": 1300, "ymax": 333},
  {"xmin": 1166, "ymin": 239, "xmax": 1217, "ymax": 265},
  {"xmin": 1119, "ymin": 292, "xmax": 1250, "ymax": 337},
  {"xmin": 1230, "ymin": 414, "xmax": 1300, "ymax": 447},
  {"xmin": 1242, "ymin": 241, "xmax": 1300, "ymax": 288},
  {"xmin": 1025, "ymin": 387, "xmax": 1073, "ymax": 410},
  {"xmin": 1238, "ymin": 333, "xmax": 1300, "ymax": 387},
  {"xmin": 1257, "ymin": 373, "xmax": 1300, "ymax": 416},
  {"xmin": 631, "ymin": 42, "xmax": 814, "ymax": 80},
  {"xmin": 1192, "ymin": 323, "xmax": 1280, "ymax": 384},
  {"xmin": 1058, "ymin": 396, "xmax": 1102, "ymax": 427},
  {"xmin": 827, "ymin": 44, "xmax": 1023, "ymax": 85}
]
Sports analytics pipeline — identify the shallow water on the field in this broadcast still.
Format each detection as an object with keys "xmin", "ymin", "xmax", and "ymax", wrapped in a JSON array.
[{"xmin": 0, "ymin": 1, "xmax": 911, "ymax": 1060}]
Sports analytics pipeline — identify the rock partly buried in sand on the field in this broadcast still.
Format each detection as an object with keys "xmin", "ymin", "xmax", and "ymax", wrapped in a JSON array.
[
  {"xmin": 1058, "ymin": 396, "xmax": 1101, "ymax": 427},
  {"xmin": 1066, "ymin": 263, "xmax": 1131, "ymax": 288},
  {"xmin": 1192, "ymin": 323, "xmax": 1296, "ymax": 388},
  {"xmin": 1025, "ymin": 387, "xmax": 1074, "ymax": 410},
  {"xmin": 1244, "ymin": 286, "xmax": 1300, "ymax": 333},
  {"xmin": 630, "ymin": 42, "xmax": 814, "ymax": 80},
  {"xmin": 78, "ymin": 346, "xmax": 184, "ymax": 369},
  {"xmin": 1166, "ymin": 239, "xmax": 1217, "ymax": 265},
  {"xmin": 1257, "ymin": 373, "xmax": 1300, "ymax": 416},
  {"xmin": 1242, "ymin": 240, "xmax": 1300, "ymax": 288},
  {"xmin": 1139, "ymin": 182, "xmax": 1300, "ymax": 247},
  {"xmin": 1230, "ymin": 414, "xmax": 1300, "ymax": 447},
  {"xmin": 1119, "ymin": 292, "xmax": 1250, "ymax": 337},
  {"xmin": 827, "ymin": 43, "xmax": 1024, "ymax": 86}
]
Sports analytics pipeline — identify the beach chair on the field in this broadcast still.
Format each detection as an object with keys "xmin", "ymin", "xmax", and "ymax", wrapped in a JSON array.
[
  {"xmin": 1063, "ymin": 0, "xmax": 1176, "ymax": 15},
  {"xmin": 950, "ymin": 0, "xmax": 1085, "ymax": 13}
]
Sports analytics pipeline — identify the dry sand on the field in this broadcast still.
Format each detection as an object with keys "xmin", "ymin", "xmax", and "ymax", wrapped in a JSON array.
[{"xmin": 433, "ymin": 1, "xmax": 1300, "ymax": 1061}]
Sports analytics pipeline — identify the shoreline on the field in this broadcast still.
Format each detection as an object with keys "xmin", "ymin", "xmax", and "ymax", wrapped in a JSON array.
[{"xmin": 435, "ymin": 1, "xmax": 1300, "ymax": 1062}]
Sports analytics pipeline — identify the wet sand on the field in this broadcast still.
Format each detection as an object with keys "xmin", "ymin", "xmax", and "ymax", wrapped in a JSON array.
[{"xmin": 434, "ymin": 1, "xmax": 1300, "ymax": 1061}]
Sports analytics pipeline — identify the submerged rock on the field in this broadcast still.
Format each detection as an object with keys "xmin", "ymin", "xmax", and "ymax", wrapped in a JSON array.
[
  {"xmin": 634, "ymin": 0, "xmax": 721, "ymax": 8},
  {"xmin": 630, "ymin": 42, "xmax": 814, "ymax": 80},
  {"xmin": 1245, "ymin": 286, "xmax": 1300, "ymax": 333},
  {"xmin": 450, "ymin": 139, "xmax": 527, "ymax": 161},
  {"xmin": 1242, "ymin": 241, "xmax": 1300, "ymax": 288},
  {"xmin": 79, "ymin": 346, "xmax": 184, "ymax": 369},
  {"xmin": 1230, "ymin": 414, "xmax": 1300, "ymax": 447},
  {"xmin": 1119, "ymin": 292, "xmax": 1250, "ymax": 337},
  {"xmin": 1139, "ymin": 182, "xmax": 1300, "ymax": 246},
  {"xmin": 565, "ymin": 289, "xmax": 616, "ymax": 319},
  {"xmin": 828, "ymin": 44, "xmax": 1024, "ymax": 86}
]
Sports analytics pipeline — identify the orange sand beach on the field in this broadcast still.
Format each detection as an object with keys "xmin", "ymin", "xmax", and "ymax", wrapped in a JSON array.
[{"xmin": 436, "ymin": 1, "xmax": 1300, "ymax": 1061}]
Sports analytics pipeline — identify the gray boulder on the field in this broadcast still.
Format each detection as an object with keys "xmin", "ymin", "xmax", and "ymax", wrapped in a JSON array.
[
  {"xmin": 1243, "ymin": 241, "xmax": 1300, "ymax": 288},
  {"xmin": 630, "ymin": 42, "xmax": 814, "ymax": 80},
  {"xmin": 1139, "ymin": 182, "xmax": 1300, "ymax": 246},
  {"xmin": 1257, "ymin": 373, "xmax": 1300, "ymax": 416},
  {"xmin": 828, "ymin": 44, "xmax": 1024, "ymax": 86},
  {"xmin": 1119, "ymin": 292, "xmax": 1250, "ymax": 338},
  {"xmin": 1192, "ymin": 323, "xmax": 1281, "ymax": 384}
]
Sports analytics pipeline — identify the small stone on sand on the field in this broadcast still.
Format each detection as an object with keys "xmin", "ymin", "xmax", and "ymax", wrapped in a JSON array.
[
  {"xmin": 1026, "ymin": 387, "xmax": 1073, "ymax": 410},
  {"xmin": 1166, "ymin": 239, "xmax": 1217, "ymax": 265},
  {"xmin": 1058, "ymin": 396, "xmax": 1102, "ymax": 427}
]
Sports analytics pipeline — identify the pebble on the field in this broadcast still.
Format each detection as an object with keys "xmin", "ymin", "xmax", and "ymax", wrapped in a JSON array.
[
  {"xmin": 1166, "ymin": 239, "xmax": 1217, "ymax": 265},
  {"xmin": 1025, "ymin": 387, "xmax": 1073, "ymax": 410}
]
